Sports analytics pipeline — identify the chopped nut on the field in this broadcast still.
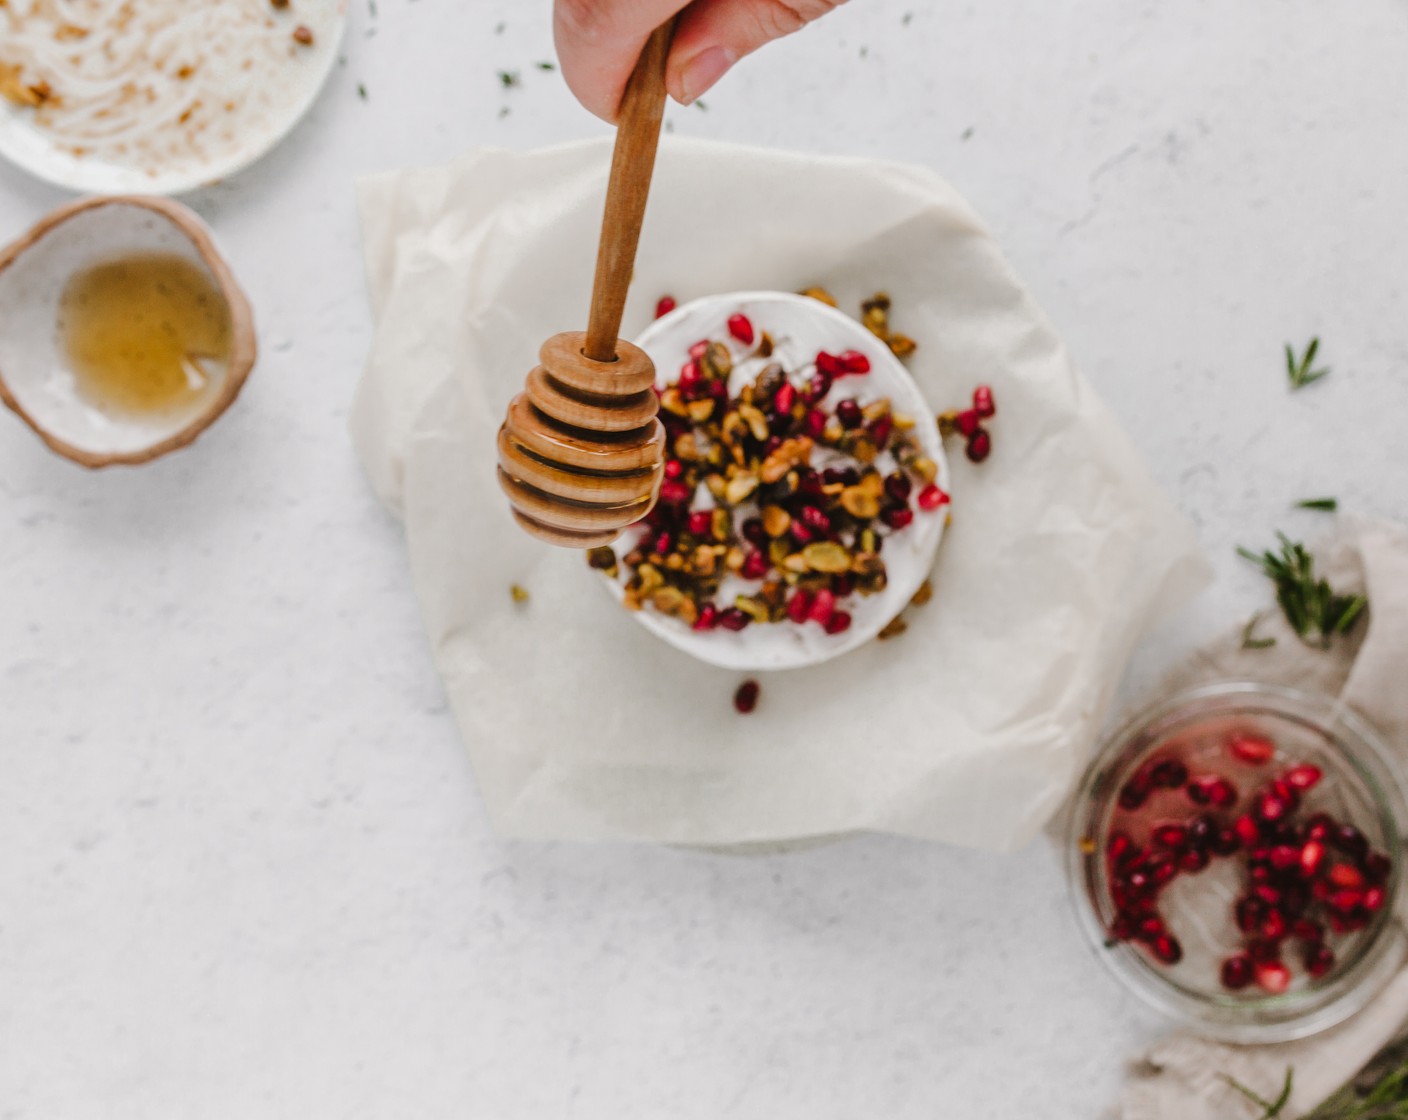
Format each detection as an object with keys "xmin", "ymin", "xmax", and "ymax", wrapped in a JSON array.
[
  {"xmin": 660, "ymin": 388, "xmax": 689, "ymax": 417},
  {"xmin": 800, "ymin": 286, "xmax": 839, "ymax": 308},
  {"xmin": 705, "ymin": 474, "xmax": 728, "ymax": 502},
  {"xmin": 292, "ymin": 24, "xmax": 314, "ymax": 44},
  {"xmin": 686, "ymin": 398, "xmax": 716, "ymax": 422},
  {"xmin": 271, "ymin": 0, "xmax": 290, "ymax": 7},
  {"xmin": 734, "ymin": 595, "xmax": 770, "ymax": 623},
  {"xmin": 803, "ymin": 541, "xmax": 852, "ymax": 574},
  {"xmin": 877, "ymin": 616, "xmax": 909, "ymax": 641},
  {"xmin": 653, "ymin": 587, "xmax": 687, "ymax": 615},
  {"xmin": 862, "ymin": 399, "xmax": 892, "ymax": 423},
  {"xmin": 783, "ymin": 553, "xmax": 811, "ymax": 574},
  {"xmin": 725, "ymin": 546, "xmax": 746, "ymax": 572},
  {"xmin": 673, "ymin": 432, "xmax": 701, "ymax": 461},
  {"xmin": 738, "ymin": 404, "xmax": 769, "ymax": 442},
  {"xmin": 840, "ymin": 486, "xmax": 880, "ymax": 519},
  {"xmin": 759, "ymin": 436, "xmax": 813, "ymax": 484},
  {"xmin": 888, "ymin": 333, "xmax": 917, "ymax": 359},
  {"xmin": 510, "ymin": 584, "xmax": 530, "ymax": 604},
  {"xmin": 710, "ymin": 507, "xmax": 732, "ymax": 541},
  {"xmin": 892, "ymin": 412, "xmax": 916, "ymax": 430},
  {"xmin": 724, "ymin": 472, "xmax": 759, "ymax": 505},
  {"xmin": 587, "ymin": 546, "xmax": 618, "ymax": 571},
  {"xmin": 757, "ymin": 332, "xmax": 775, "ymax": 358},
  {"xmin": 911, "ymin": 457, "xmax": 938, "ymax": 484},
  {"xmin": 910, "ymin": 579, "xmax": 934, "ymax": 607},
  {"xmin": 761, "ymin": 505, "xmax": 792, "ymax": 538},
  {"xmin": 701, "ymin": 341, "xmax": 733, "ymax": 379}
]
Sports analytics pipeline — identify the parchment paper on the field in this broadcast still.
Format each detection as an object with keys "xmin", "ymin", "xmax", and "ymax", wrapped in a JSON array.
[{"xmin": 350, "ymin": 137, "xmax": 1209, "ymax": 848}]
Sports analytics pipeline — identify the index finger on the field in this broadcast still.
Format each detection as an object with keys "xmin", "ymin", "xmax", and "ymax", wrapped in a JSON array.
[{"xmin": 554, "ymin": 0, "xmax": 690, "ymax": 121}]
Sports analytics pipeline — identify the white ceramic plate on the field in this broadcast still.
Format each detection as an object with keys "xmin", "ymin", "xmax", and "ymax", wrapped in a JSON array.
[
  {"xmin": 601, "ymin": 291, "xmax": 950, "ymax": 673},
  {"xmin": 0, "ymin": 0, "xmax": 347, "ymax": 195}
]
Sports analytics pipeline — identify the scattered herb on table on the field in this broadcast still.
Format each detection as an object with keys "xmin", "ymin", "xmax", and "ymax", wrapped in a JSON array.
[
  {"xmin": 1306, "ymin": 1045, "xmax": 1408, "ymax": 1117},
  {"xmin": 1223, "ymin": 1068, "xmax": 1294, "ymax": 1118},
  {"xmin": 357, "ymin": 82, "xmax": 368, "ymax": 101},
  {"xmin": 536, "ymin": 60, "xmax": 556, "ymax": 71},
  {"xmin": 1238, "ymin": 533, "xmax": 1367, "ymax": 647},
  {"xmin": 497, "ymin": 69, "xmax": 520, "ymax": 89},
  {"xmin": 1287, "ymin": 338, "xmax": 1330, "ymax": 390},
  {"xmin": 1297, "ymin": 497, "xmax": 1339, "ymax": 512},
  {"xmin": 1241, "ymin": 611, "xmax": 1276, "ymax": 650}
]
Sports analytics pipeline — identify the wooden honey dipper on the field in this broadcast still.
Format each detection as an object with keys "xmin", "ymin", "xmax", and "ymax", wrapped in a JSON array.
[{"xmin": 497, "ymin": 23, "xmax": 675, "ymax": 549}]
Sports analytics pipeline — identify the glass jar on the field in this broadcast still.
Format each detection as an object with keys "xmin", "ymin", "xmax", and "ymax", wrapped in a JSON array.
[{"xmin": 1067, "ymin": 682, "xmax": 1407, "ymax": 1042}]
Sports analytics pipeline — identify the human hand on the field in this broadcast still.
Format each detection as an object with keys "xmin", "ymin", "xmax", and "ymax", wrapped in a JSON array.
[{"xmin": 554, "ymin": 0, "xmax": 848, "ymax": 121}]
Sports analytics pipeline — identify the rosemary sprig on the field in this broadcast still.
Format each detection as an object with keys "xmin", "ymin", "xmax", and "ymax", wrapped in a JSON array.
[
  {"xmin": 1287, "ymin": 338, "xmax": 1330, "ymax": 390},
  {"xmin": 1237, "ymin": 533, "xmax": 1367, "ymax": 648},
  {"xmin": 1241, "ymin": 612, "xmax": 1276, "ymax": 650},
  {"xmin": 1224, "ymin": 1068, "xmax": 1295, "ymax": 1118},
  {"xmin": 1298, "ymin": 498, "xmax": 1339, "ymax": 512},
  {"xmin": 1305, "ymin": 1047, "xmax": 1408, "ymax": 1118}
]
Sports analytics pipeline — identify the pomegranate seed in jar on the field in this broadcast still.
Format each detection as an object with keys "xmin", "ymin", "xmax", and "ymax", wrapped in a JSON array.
[
  {"xmin": 1300, "ymin": 840, "xmax": 1326, "ymax": 877},
  {"xmin": 1152, "ymin": 824, "xmax": 1189, "ymax": 850},
  {"xmin": 1285, "ymin": 764, "xmax": 1323, "ymax": 791},
  {"xmin": 727, "ymin": 314, "xmax": 755, "ymax": 346},
  {"xmin": 1262, "ymin": 908, "xmax": 1288, "ymax": 940},
  {"xmin": 1150, "ymin": 759, "xmax": 1189, "ymax": 789},
  {"xmin": 1221, "ymin": 955, "xmax": 1254, "ymax": 990},
  {"xmin": 1291, "ymin": 918, "xmax": 1324, "ymax": 943},
  {"xmin": 1328, "ymin": 864, "xmax": 1366, "ymax": 889},
  {"xmin": 1255, "ymin": 960, "xmax": 1291, "ymax": 994},
  {"xmin": 1364, "ymin": 886, "xmax": 1387, "ymax": 911},
  {"xmin": 1304, "ymin": 943, "xmax": 1335, "ymax": 979},
  {"xmin": 1233, "ymin": 815, "xmax": 1262, "ymax": 848},
  {"xmin": 1150, "ymin": 934, "xmax": 1183, "ymax": 965},
  {"xmin": 655, "ymin": 295, "xmax": 677, "ymax": 318},
  {"xmin": 1119, "ymin": 776, "xmax": 1151, "ymax": 812},
  {"xmin": 966, "ymin": 430, "xmax": 992, "ymax": 463},
  {"xmin": 733, "ymin": 680, "xmax": 760, "ymax": 713},
  {"xmin": 1365, "ymin": 852, "xmax": 1392, "ymax": 883},
  {"xmin": 1229, "ymin": 734, "xmax": 1276, "ymax": 765},
  {"xmin": 1235, "ymin": 896, "xmax": 1267, "ymax": 933},
  {"xmin": 1180, "ymin": 848, "xmax": 1209, "ymax": 873},
  {"xmin": 973, "ymin": 384, "xmax": 996, "ymax": 419},
  {"xmin": 1332, "ymin": 824, "xmax": 1369, "ymax": 861}
]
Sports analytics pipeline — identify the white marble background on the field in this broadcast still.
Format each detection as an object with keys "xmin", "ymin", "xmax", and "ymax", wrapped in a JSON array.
[{"xmin": 2, "ymin": 1, "xmax": 1407, "ymax": 1116}]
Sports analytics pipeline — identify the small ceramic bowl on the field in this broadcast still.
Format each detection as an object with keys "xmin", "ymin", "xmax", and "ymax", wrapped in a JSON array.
[
  {"xmin": 597, "ymin": 291, "xmax": 949, "ymax": 672},
  {"xmin": 0, "ymin": 195, "xmax": 256, "ymax": 468}
]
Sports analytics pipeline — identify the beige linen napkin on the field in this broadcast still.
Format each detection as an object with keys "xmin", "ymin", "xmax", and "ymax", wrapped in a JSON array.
[
  {"xmin": 351, "ymin": 137, "xmax": 1209, "ymax": 848},
  {"xmin": 1113, "ymin": 517, "xmax": 1408, "ymax": 1119}
]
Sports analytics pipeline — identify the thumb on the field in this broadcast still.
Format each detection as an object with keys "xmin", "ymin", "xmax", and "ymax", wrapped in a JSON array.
[{"xmin": 667, "ymin": 0, "xmax": 848, "ymax": 104}]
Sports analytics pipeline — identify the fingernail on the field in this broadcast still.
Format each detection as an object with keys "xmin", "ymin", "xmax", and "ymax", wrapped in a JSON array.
[{"xmin": 677, "ymin": 46, "xmax": 736, "ymax": 104}]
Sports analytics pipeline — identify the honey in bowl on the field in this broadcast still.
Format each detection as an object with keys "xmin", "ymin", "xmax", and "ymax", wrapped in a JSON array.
[{"xmin": 57, "ymin": 253, "xmax": 231, "ymax": 421}]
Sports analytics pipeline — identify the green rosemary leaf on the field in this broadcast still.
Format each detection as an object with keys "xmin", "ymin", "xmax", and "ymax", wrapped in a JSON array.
[
  {"xmin": 1223, "ymin": 1068, "xmax": 1294, "ymax": 1117},
  {"xmin": 1297, "ymin": 498, "xmax": 1339, "ymax": 512},
  {"xmin": 1287, "ymin": 338, "xmax": 1331, "ymax": 390},
  {"xmin": 536, "ymin": 60, "xmax": 556, "ymax": 71},
  {"xmin": 1239, "ymin": 534, "xmax": 1366, "ymax": 647},
  {"xmin": 1242, "ymin": 613, "xmax": 1277, "ymax": 650},
  {"xmin": 1334, "ymin": 595, "xmax": 1368, "ymax": 634}
]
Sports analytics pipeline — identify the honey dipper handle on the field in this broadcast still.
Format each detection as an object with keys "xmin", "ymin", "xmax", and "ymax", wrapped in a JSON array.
[{"xmin": 583, "ymin": 21, "xmax": 675, "ymax": 364}]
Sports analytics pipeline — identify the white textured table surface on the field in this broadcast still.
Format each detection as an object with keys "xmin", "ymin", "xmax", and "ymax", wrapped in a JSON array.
[{"xmin": 3, "ymin": 2, "xmax": 1408, "ymax": 1116}]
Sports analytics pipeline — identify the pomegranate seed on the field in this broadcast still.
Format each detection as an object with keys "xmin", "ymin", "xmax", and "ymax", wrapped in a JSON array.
[
  {"xmin": 1304, "ymin": 943, "xmax": 1335, "ymax": 979},
  {"xmin": 687, "ymin": 510, "xmax": 713, "ymax": 537},
  {"xmin": 953, "ymin": 409, "xmax": 981, "ymax": 437},
  {"xmin": 808, "ymin": 590, "xmax": 836, "ymax": 626},
  {"xmin": 1180, "ymin": 848, "xmax": 1209, "ymax": 873},
  {"xmin": 1209, "ymin": 778, "xmax": 1238, "ymax": 808},
  {"xmin": 663, "ymin": 459, "xmax": 684, "ymax": 480},
  {"xmin": 836, "ymin": 399, "xmax": 863, "ymax": 428},
  {"xmin": 1253, "ymin": 884, "xmax": 1283, "ymax": 907},
  {"xmin": 740, "ymin": 550, "xmax": 769, "ymax": 580},
  {"xmin": 1257, "ymin": 791, "xmax": 1291, "ymax": 823},
  {"xmin": 916, "ymin": 483, "xmax": 950, "ymax": 511},
  {"xmin": 1150, "ymin": 856, "xmax": 1178, "ymax": 886},
  {"xmin": 688, "ymin": 340, "xmax": 709, "ymax": 361},
  {"xmin": 1234, "ymin": 815, "xmax": 1262, "ymax": 848},
  {"xmin": 804, "ymin": 371, "xmax": 833, "ymax": 404},
  {"xmin": 727, "ymin": 313, "xmax": 755, "ymax": 346},
  {"xmin": 972, "ymin": 384, "xmax": 996, "ymax": 419},
  {"xmin": 804, "ymin": 409, "xmax": 828, "ymax": 439},
  {"xmin": 693, "ymin": 603, "xmax": 719, "ymax": 631},
  {"xmin": 733, "ymin": 679, "xmax": 760, "ymax": 713},
  {"xmin": 719, "ymin": 608, "xmax": 750, "ymax": 632},
  {"xmin": 653, "ymin": 532, "xmax": 673, "ymax": 556},
  {"xmin": 1119, "ymin": 778, "xmax": 1151, "ymax": 812},
  {"xmin": 655, "ymin": 296, "xmax": 677, "ymax": 319},
  {"xmin": 1255, "ymin": 960, "xmax": 1291, "ymax": 994},
  {"xmin": 822, "ymin": 467, "xmax": 859, "ymax": 486},
  {"xmin": 1281, "ymin": 881, "xmax": 1310, "ymax": 917},
  {"xmin": 1152, "ymin": 824, "xmax": 1189, "ymax": 850},
  {"xmin": 1106, "ymin": 831, "xmax": 1134, "ymax": 865},
  {"xmin": 800, "ymin": 506, "xmax": 832, "ymax": 534},
  {"xmin": 1212, "ymin": 828, "xmax": 1241, "ymax": 856},
  {"xmin": 679, "ymin": 361, "xmax": 702, "ymax": 390},
  {"xmin": 1303, "ymin": 813, "xmax": 1334, "ymax": 842},
  {"xmin": 1333, "ymin": 825, "xmax": 1369, "ymax": 861},
  {"xmin": 839, "ymin": 350, "xmax": 871, "ymax": 375},
  {"xmin": 815, "ymin": 351, "xmax": 844, "ymax": 377},
  {"xmin": 1271, "ymin": 779, "xmax": 1300, "ymax": 811},
  {"xmin": 870, "ymin": 415, "xmax": 894, "ymax": 448},
  {"xmin": 1365, "ymin": 853, "xmax": 1392, "ymax": 883},
  {"xmin": 1151, "ymin": 934, "xmax": 1183, "ymax": 965},
  {"xmin": 1262, "ymin": 909, "xmax": 1288, "ymax": 940},
  {"xmin": 1221, "ymin": 955, "xmax": 1254, "ymax": 991},
  {"xmin": 1229, "ymin": 734, "xmax": 1276, "ymax": 765},
  {"xmin": 786, "ymin": 591, "xmax": 813, "ymax": 624},
  {"xmin": 832, "ymin": 573, "xmax": 856, "ymax": 596},
  {"xmin": 824, "ymin": 611, "xmax": 853, "ymax": 635},
  {"xmin": 1127, "ymin": 869, "xmax": 1154, "ymax": 895},
  {"xmin": 741, "ymin": 519, "xmax": 767, "ymax": 547},
  {"xmin": 1149, "ymin": 759, "xmax": 1188, "ymax": 789},
  {"xmin": 1236, "ymin": 896, "xmax": 1267, "ymax": 933},
  {"xmin": 1186, "ymin": 779, "xmax": 1213, "ymax": 806},
  {"xmin": 1291, "ymin": 918, "xmax": 1324, "ymax": 943},
  {"xmin": 1300, "ymin": 841, "xmax": 1326, "ymax": 877},
  {"xmin": 1285, "ymin": 764, "xmax": 1323, "ymax": 791},
  {"xmin": 1269, "ymin": 845, "xmax": 1300, "ymax": 872},
  {"xmin": 881, "ymin": 507, "xmax": 915, "ymax": 531},
  {"xmin": 1328, "ymin": 889, "xmax": 1364, "ymax": 913},
  {"xmin": 1329, "ymin": 864, "xmax": 1366, "ymax": 889},
  {"xmin": 789, "ymin": 523, "xmax": 814, "ymax": 546},
  {"xmin": 659, "ymin": 480, "xmax": 691, "ymax": 505},
  {"xmin": 1247, "ymin": 937, "xmax": 1280, "ymax": 962},
  {"xmin": 708, "ymin": 379, "xmax": 729, "ymax": 402},
  {"xmin": 774, "ymin": 382, "xmax": 796, "ymax": 414},
  {"xmin": 1364, "ymin": 886, "xmax": 1387, "ymax": 911},
  {"xmin": 1312, "ymin": 880, "xmax": 1331, "ymax": 902},
  {"xmin": 966, "ymin": 430, "xmax": 992, "ymax": 463},
  {"xmin": 1108, "ymin": 914, "xmax": 1137, "ymax": 942}
]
